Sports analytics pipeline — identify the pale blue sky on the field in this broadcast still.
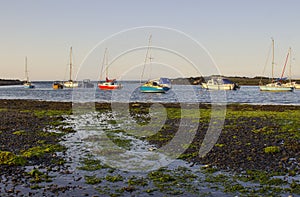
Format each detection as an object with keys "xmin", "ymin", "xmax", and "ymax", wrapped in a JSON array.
[{"xmin": 1, "ymin": 0, "xmax": 300, "ymax": 80}]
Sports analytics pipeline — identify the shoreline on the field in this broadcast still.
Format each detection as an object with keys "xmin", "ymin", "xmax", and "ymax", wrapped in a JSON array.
[
  {"xmin": 0, "ymin": 79, "xmax": 23, "ymax": 86},
  {"xmin": 1, "ymin": 98, "xmax": 300, "ymax": 108}
]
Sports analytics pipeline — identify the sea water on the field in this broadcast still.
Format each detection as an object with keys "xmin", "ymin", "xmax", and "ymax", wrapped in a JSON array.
[{"xmin": 0, "ymin": 81, "xmax": 299, "ymax": 105}]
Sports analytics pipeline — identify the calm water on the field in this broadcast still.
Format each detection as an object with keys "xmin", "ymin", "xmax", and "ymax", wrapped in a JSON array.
[{"xmin": 0, "ymin": 81, "xmax": 299, "ymax": 105}]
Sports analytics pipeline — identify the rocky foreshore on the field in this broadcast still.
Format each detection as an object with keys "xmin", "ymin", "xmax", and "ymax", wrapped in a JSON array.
[{"xmin": 0, "ymin": 99, "xmax": 299, "ymax": 196}]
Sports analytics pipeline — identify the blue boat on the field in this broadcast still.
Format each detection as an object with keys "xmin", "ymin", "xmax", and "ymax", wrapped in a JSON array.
[
  {"xmin": 24, "ymin": 82, "xmax": 35, "ymax": 89},
  {"xmin": 139, "ymin": 35, "xmax": 172, "ymax": 93},
  {"xmin": 140, "ymin": 78, "xmax": 171, "ymax": 93}
]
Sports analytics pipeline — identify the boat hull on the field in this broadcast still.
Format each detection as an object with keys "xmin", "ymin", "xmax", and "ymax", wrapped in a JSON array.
[
  {"xmin": 98, "ymin": 83, "xmax": 121, "ymax": 90},
  {"xmin": 140, "ymin": 86, "xmax": 169, "ymax": 93},
  {"xmin": 53, "ymin": 83, "xmax": 63, "ymax": 90},
  {"xmin": 201, "ymin": 78, "xmax": 239, "ymax": 90},
  {"xmin": 23, "ymin": 82, "xmax": 35, "ymax": 88},
  {"xmin": 202, "ymin": 83, "xmax": 237, "ymax": 90},
  {"xmin": 140, "ymin": 78, "xmax": 171, "ymax": 93},
  {"xmin": 63, "ymin": 81, "xmax": 78, "ymax": 88},
  {"xmin": 259, "ymin": 85, "xmax": 294, "ymax": 92},
  {"xmin": 282, "ymin": 82, "xmax": 300, "ymax": 89}
]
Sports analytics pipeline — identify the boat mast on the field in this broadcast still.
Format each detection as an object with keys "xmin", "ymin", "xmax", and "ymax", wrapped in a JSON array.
[
  {"xmin": 105, "ymin": 49, "xmax": 109, "ymax": 79},
  {"xmin": 271, "ymin": 38, "xmax": 274, "ymax": 81},
  {"xmin": 289, "ymin": 47, "xmax": 292, "ymax": 83},
  {"xmin": 280, "ymin": 48, "xmax": 290, "ymax": 80},
  {"xmin": 25, "ymin": 56, "xmax": 29, "ymax": 82},
  {"xmin": 140, "ymin": 35, "xmax": 152, "ymax": 83},
  {"xmin": 69, "ymin": 47, "xmax": 72, "ymax": 81},
  {"xmin": 100, "ymin": 48, "xmax": 107, "ymax": 81}
]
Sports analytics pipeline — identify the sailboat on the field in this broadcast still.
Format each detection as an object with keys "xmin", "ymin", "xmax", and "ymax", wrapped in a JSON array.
[
  {"xmin": 98, "ymin": 48, "xmax": 122, "ymax": 90},
  {"xmin": 140, "ymin": 35, "xmax": 171, "ymax": 93},
  {"xmin": 63, "ymin": 47, "xmax": 78, "ymax": 88},
  {"xmin": 23, "ymin": 56, "xmax": 35, "ymax": 88},
  {"xmin": 259, "ymin": 39, "xmax": 294, "ymax": 92},
  {"xmin": 282, "ymin": 48, "xmax": 300, "ymax": 89}
]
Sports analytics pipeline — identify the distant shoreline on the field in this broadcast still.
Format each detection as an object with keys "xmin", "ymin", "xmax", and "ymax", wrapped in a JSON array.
[
  {"xmin": 1, "ymin": 76, "xmax": 300, "ymax": 86},
  {"xmin": 0, "ymin": 79, "xmax": 23, "ymax": 86},
  {"xmin": 171, "ymin": 76, "xmax": 300, "ymax": 85}
]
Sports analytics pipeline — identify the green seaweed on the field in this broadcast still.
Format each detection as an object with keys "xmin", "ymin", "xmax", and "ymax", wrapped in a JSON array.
[
  {"xmin": 106, "ymin": 132, "xmax": 132, "ymax": 150},
  {"xmin": 205, "ymin": 174, "xmax": 228, "ymax": 183},
  {"xmin": 264, "ymin": 146, "xmax": 280, "ymax": 154},
  {"xmin": 105, "ymin": 174, "xmax": 124, "ymax": 182},
  {"xmin": 33, "ymin": 109, "xmax": 71, "ymax": 118},
  {"xmin": 37, "ymin": 130, "xmax": 64, "ymax": 138},
  {"xmin": 52, "ymin": 157, "xmax": 66, "ymax": 165},
  {"xmin": 148, "ymin": 170, "xmax": 176, "ymax": 183},
  {"xmin": 30, "ymin": 184, "xmax": 43, "ymax": 190},
  {"xmin": 290, "ymin": 181, "xmax": 300, "ymax": 194},
  {"xmin": 22, "ymin": 144, "xmax": 65, "ymax": 158},
  {"xmin": 85, "ymin": 175, "xmax": 102, "ymax": 184},
  {"xmin": 12, "ymin": 130, "xmax": 26, "ymax": 135},
  {"xmin": 201, "ymin": 166, "xmax": 218, "ymax": 174},
  {"xmin": 28, "ymin": 168, "xmax": 52, "ymax": 183},
  {"xmin": 78, "ymin": 157, "xmax": 110, "ymax": 171},
  {"xmin": 215, "ymin": 143, "xmax": 225, "ymax": 148},
  {"xmin": 128, "ymin": 176, "xmax": 148, "ymax": 186},
  {"xmin": 223, "ymin": 183, "xmax": 246, "ymax": 193},
  {"xmin": 0, "ymin": 151, "xmax": 26, "ymax": 166}
]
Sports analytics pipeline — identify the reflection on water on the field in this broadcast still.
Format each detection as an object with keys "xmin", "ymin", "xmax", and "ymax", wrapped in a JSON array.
[
  {"xmin": 0, "ymin": 82, "xmax": 299, "ymax": 105},
  {"xmin": 64, "ymin": 111, "xmax": 174, "ymax": 172}
]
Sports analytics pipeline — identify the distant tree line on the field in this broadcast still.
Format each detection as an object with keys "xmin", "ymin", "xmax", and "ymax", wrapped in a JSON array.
[
  {"xmin": 0, "ymin": 79, "xmax": 23, "ymax": 86},
  {"xmin": 171, "ymin": 76, "xmax": 300, "ymax": 86}
]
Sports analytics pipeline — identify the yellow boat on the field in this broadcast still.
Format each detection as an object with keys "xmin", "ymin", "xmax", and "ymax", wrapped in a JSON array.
[{"xmin": 52, "ymin": 81, "xmax": 63, "ymax": 89}]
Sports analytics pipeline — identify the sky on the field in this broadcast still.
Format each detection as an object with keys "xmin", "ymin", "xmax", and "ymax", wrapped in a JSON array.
[{"xmin": 1, "ymin": 0, "xmax": 300, "ymax": 81}]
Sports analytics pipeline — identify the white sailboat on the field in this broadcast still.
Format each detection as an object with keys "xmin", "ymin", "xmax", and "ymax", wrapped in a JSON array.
[
  {"xmin": 259, "ymin": 39, "xmax": 293, "ymax": 92},
  {"xmin": 23, "ymin": 56, "xmax": 35, "ymax": 88},
  {"xmin": 63, "ymin": 47, "xmax": 78, "ymax": 88}
]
